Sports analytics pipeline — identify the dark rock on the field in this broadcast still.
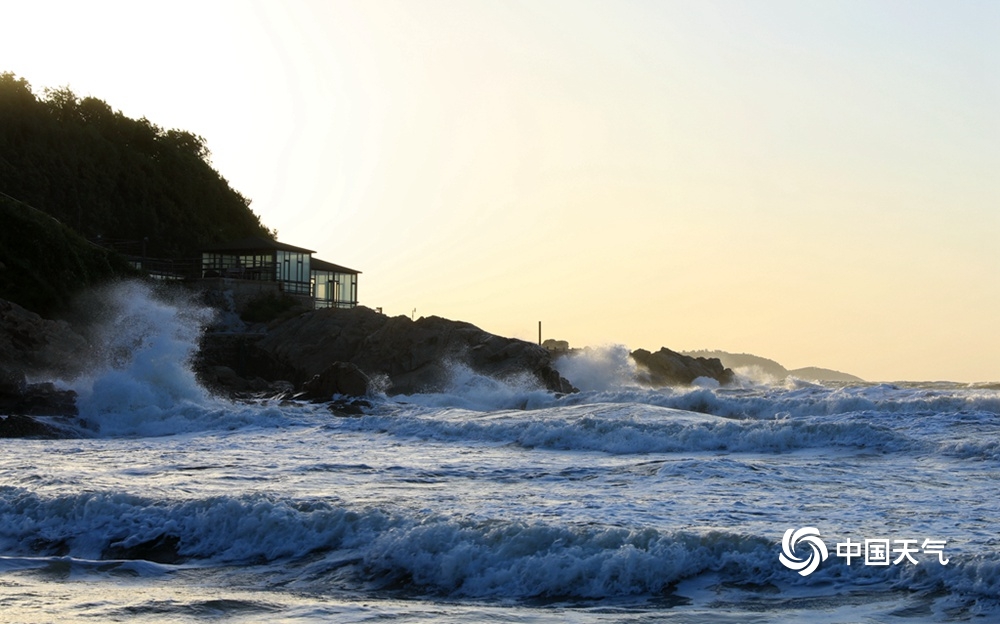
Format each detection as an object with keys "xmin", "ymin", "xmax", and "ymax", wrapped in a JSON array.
[
  {"xmin": 204, "ymin": 365, "xmax": 250, "ymax": 392},
  {"xmin": 0, "ymin": 298, "xmax": 85, "ymax": 434},
  {"xmin": 631, "ymin": 347, "xmax": 735, "ymax": 387},
  {"xmin": 267, "ymin": 380, "xmax": 295, "ymax": 395},
  {"xmin": 0, "ymin": 414, "xmax": 61, "ymax": 438},
  {"xmin": 255, "ymin": 306, "xmax": 389, "ymax": 377},
  {"xmin": 0, "ymin": 365, "xmax": 25, "ymax": 395},
  {"xmin": 0, "ymin": 382, "xmax": 78, "ymax": 420},
  {"xmin": 301, "ymin": 362, "xmax": 371, "ymax": 400},
  {"xmin": 194, "ymin": 332, "xmax": 303, "ymax": 400},
  {"xmin": 0, "ymin": 298, "xmax": 89, "ymax": 378},
  {"xmin": 328, "ymin": 398, "xmax": 371, "ymax": 416},
  {"xmin": 103, "ymin": 534, "xmax": 182, "ymax": 564},
  {"xmin": 254, "ymin": 307, "xmax": 577, "ymax": 395}
]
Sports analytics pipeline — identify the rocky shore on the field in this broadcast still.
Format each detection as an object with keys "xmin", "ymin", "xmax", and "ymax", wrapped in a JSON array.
[
  {"xmin": 197, "ymin": 305, "xmax": 578, "ymax": 398},
  {"xmin": 0, "ymin": 299, "xmax": 85, "ymax": 437},
  {"xmin": 1, "ymin": 292, "xmax": 738, "ymax": 438},
  {"xmin": 629, "ymin": 347, "xmax": 735, "ymax": 386}
]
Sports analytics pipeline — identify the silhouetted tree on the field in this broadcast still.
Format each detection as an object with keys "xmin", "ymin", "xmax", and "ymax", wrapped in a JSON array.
[{"xmin": 0, "ymin": 71, "xmax": 274, "ymax": 259}]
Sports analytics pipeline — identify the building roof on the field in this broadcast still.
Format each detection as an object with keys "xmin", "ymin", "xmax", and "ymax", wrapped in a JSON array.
[
  {"xmin": 201, "ymin": 236, "xmax": 316, "ymax": 254},
  {"xmin": 311, "ymin": 257, "xmax": 361, "ymax": 274}
]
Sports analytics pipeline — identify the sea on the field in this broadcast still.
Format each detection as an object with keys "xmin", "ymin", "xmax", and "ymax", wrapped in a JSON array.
[{"xmin": 1, "ymin": 284, "xmax": 998, "ymax": 623}]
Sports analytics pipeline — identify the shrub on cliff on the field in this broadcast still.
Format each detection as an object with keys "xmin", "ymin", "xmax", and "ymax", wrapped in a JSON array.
[{"xmin": 0, "ymin": 194, "xmax": 135, "ymax": 315}]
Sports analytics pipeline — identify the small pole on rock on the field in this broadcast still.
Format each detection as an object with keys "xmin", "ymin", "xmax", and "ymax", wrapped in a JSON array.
[{"xmin": 538, "ymin": 321, "xmax": 542, "ymax": 346}]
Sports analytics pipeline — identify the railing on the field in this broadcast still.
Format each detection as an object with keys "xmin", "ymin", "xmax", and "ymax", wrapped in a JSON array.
[
  {"xmin": 200, "ymin": 260, "xmax": 277, "ymax": 281},
  {"xmin": 131, "ymin": 257, "xmax": 199, "ymax": 281},
  {"xmin": 86, "ymin": 235, "xmax": 358, "ymax": 306}
]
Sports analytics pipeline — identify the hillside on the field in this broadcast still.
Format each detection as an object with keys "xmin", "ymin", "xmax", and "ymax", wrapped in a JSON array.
[
  {"xmin": 682, "ymin": 350, "xmax": 787, "ymax": 379},
  {"xmin": 682, "ymin": 350, "xmax": 863, "ymax": 383},
  {"xmin": 0, "ymin": 72, "xmax": 274, "ymax": 314},
  {"xmin": 0, "ymin": 72, "xmax": 273, "ymax": 260},
  {"xmin": 0, "ymin": 193, "xmax": 135, "ymax": 314},
  {"xmin": 785, "ymin": 367, "xmax": 864, "ymax": 383}
]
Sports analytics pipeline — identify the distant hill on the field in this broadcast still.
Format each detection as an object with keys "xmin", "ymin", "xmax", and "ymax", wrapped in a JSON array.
[
  {"xmin": 681, "ymin": 350, "xmax": 863, "ymax": 383},
  {"xmin": 786, "ymin": 367, "xmax": 864, "ymax": 383},
  {"xmin": 682, "ymin": 350, "xmax": 787, "ymax": 379}
]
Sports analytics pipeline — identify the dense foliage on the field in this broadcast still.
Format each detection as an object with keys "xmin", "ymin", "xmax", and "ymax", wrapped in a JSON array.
[
  {"xmin": 0, "ymin": 193, "xmax": 136, "ymax": 315},
  {"xmin": 0, "ymin": 72, "xmax": 274, "ymax": 260}
]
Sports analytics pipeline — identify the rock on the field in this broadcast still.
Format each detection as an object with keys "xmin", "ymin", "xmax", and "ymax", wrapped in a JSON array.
[
  {"xmin": 300, "ymin": 362, "xmax": 371, "ymax": 400},
  {"xmin": 0, "ymin": 365, "xmax": 25, "ymax": 395},
  {"xmin": 267, "ymin": 380, "xmax": 295, "ymax": 395},
  {"xmin": 0, "ymin": 299, "xmax": 83, "ymax": 435},
  {"xmin": 206, "ymin": 365, "xmax": 250, "ymax": 392},
  {"xmin": 0, "ymin": 382, "xmax": 77, "ymax": 416},
  {"xmin": 103, "ymin": 534, "xmax": 182, "ymax": 564},
  {"xmin": 0, "ymin": 381, "xmax": 77, "ymax": 438},
  {"xmin": 254, "ymin": 306, "xmax": 388, "ymax": 377},
  {"xmin": 348, "ymin": 314, "xmax": 577, "ymax": 394},
  {"xmin": 0, "ymin": 414, "xmax": 61, "ymax": 438},
  {"xmin": 253, "ymin": 307, "xmax": 576, "ymax": 395},
  {"xmin": 194, "ymin": 332, "xmax": 302, "ymax": 400},
  {"xmin": 328, "ymin": 398, "xmax": 372, "ymax": 416},
  {"xmin": 631, "ymin": 347, "xmax": 735, "ymax": 387},
  {"xmin": 0, "ymin": 298, "xmax": 89, "ymax": 379}
]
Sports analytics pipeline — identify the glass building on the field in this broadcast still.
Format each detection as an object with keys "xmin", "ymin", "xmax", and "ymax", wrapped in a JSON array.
[
  {"xmin": 201, "ymin": 237, "xmax": 359, "ymax": 307},
  {"xmin": 310, "ymin": 258, "xmax": 360, "ymax": 309}
]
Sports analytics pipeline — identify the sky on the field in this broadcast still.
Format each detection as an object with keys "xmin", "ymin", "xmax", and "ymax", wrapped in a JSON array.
[{"xmin": 2, "ymin": 0, "xmax": 998, "ymax": 382}]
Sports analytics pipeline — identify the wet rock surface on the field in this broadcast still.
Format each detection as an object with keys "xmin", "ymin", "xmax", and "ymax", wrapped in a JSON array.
[
  {"xmin": 630, "ymin": 347, "xmax": 735, "ymax": 386},
  {"xmin": 248, "ymin": 307, "xmax": 576, "ymax": 395},
  {"xmin": 103, "ymin": 534, "xmax": 183, "ymax": 564},
  {"xmin": 299, "ymin": 362, "xmax": 372, "ymax": 400},
  {"xmin": 0, "ymin": 299, "xmax": 83, "ymax": 437}
]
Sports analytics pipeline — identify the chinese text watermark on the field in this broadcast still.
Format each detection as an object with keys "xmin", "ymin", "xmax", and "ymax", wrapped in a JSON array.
[{"xmin": 779, "ymin": 527, "xmax": 949, "ymax": 576}]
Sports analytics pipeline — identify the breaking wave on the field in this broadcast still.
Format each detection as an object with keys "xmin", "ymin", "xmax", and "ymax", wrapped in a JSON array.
[
  {"xmin": 2, "ymin": 486, "xmax": 996, "ymax": 606},
  {"xmin": 339, "ymin": 403, "xmax": 916, "ymax": 455},
  {"xmin": 53, "ymin": 281, "xmax": 312, "ymax": 437}
]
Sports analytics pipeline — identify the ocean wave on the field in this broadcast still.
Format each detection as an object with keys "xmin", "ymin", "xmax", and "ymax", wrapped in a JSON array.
[
  {"xmin": 557, "ymin": 385, "xmax": 1000, "ymax": 422},
  {"xmin": 41, "ymin": 283, "xmax": 1000, "ymax": 443},
  {"xmin": 3, "ymin": 487, "xmax": 997, "ymax": 605},
  {"xmin": 341, "ymin": 403, "xmax": 915, "ymax": 455},
  {"xmin": 394, "ymin": 356, "xmax": 1000, "ymax": 422},
  {"xmin": 0, "ymin": 488, "xmax": 389, "ymax": 564},
  {"xmin": 0, "ymin": 487, "xmax": 786, "ymax": 598}
]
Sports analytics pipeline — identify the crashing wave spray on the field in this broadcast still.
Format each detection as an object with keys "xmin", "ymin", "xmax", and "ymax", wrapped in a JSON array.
[
  {"xmin": 552, "ymin": 345, "xmax": 639, "ymax": 392},
  {"xmin": 70, "ymin": 281, "xmax": 216, "ymax": 435},
  {"xmin": 394, "ymin": 361, "xmax": 559, "ymax": 411}
]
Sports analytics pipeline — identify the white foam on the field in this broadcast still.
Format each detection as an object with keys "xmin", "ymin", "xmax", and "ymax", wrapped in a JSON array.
[
  {"xmin": 348, "ymin": 402, "xmax": 915, "ymax": 455},
  {"xmin": 6, "ymin": 484, "xmax": 996, "ymax": 604},
  {"xmin": 553, "ymin": 345, "xmax": 639, "ymax": 393},
  {"xmin": 63, "ymin": 282, "xmax": 239, "ymax": 436},
  {"xmin": 392, "ymin": 362, "xmax": 559, "ymax": 411}
]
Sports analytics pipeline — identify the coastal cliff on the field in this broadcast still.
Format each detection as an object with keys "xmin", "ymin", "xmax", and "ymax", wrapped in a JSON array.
[{"xmin": 199, "ymin": 306, "xmax": 578, "ymax": 397}]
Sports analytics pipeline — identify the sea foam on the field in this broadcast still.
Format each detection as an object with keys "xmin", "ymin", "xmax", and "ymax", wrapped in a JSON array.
[
  {"xmin": 66, "ymin": 282, "xmax": 228, "ymax": 436},
  {"xmin": 4, "ymin": 485, "xmax": 997, "ymax": 605}
]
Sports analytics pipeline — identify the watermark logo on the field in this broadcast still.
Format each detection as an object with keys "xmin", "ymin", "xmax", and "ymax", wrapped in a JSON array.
[
  {"xmin": 780, "ymin": 528, "xmax": 950, "ymax": 576},
  {"xmin": 779, "ymin": 526, "xmax": 829, "ymax": 576}
]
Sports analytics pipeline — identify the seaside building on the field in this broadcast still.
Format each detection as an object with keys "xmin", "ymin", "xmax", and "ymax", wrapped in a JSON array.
[
  {"xmin": 200, "ymin": 237, "xmax": 360, "ymax": 309},
  {"xmin": 309, "ymin": 257, "xmax": 359, "ymax": 309}
]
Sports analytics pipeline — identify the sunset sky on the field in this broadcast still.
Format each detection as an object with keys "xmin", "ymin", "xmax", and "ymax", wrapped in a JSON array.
[{"xmin": 3, "ymin": 0, "xmax": 998, "ymax": 382}]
